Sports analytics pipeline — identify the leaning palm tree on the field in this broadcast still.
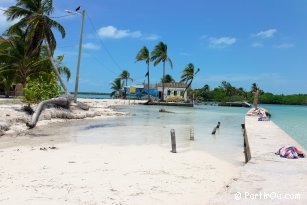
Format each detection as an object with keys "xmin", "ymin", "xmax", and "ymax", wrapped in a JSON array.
[
  {"xmin": 151, "ymin": 41, "xmax": 173, "ymax": 101},
  {"xmin": 5, "ymin": 0, "xmax": 88, "ymax": 128},
  {"xmin": 180, "ymin": 63, "xmax": 200, "ymax": 101},
  {"xmin": 136, "ymin": 46, "xmax": 151, "ymax": 101},
  {"xmin": 119, "ymin": 70, "xmax": 133, "ymax": 86}
]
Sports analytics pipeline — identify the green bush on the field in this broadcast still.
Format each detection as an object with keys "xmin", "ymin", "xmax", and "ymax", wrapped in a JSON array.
[{"xmin": 24, "ymin": 72, "xmax": 61, "ymax": 103}]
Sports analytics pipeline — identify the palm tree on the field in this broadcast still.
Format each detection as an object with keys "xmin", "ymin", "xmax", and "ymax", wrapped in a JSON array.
[
  {"xmin": 151, "ymin": 41, "xmax": 173, "ymax": 101},
  {"xmin": 161, "ymin": 74, "xmax": 175, "ymax": 83},
  {"xmin": 180, "ymin": 63, "xmax": 200, "ymax": 101},
  {"xmin": 5, "ymin": 0, "xmax": 68, "ymax": 92},
  {"xmin": 136, "ymin": 46, "xmax": 151, "ymax": 101},
  {"xmin": 0, "ymin": 30, "xmax": 70, "ymax": 86},
  {"xmin": 119, "ymin": 70, "xmax": 133, "ymax": 86},
  {"xmin": 110, "ymin": 78, "xmax": 123, "ymax": 97}
]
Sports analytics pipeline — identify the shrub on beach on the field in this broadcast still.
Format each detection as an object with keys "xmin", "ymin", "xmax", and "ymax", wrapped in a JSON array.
[{"xmin": 24, "ymin": 72, "xmax": 61, "ymax": 103}]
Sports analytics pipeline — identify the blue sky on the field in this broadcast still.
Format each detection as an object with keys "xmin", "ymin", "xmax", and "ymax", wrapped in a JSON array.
[{"xmin": 1, "ymin": 0, "xmax": 307, "ymax": 94}]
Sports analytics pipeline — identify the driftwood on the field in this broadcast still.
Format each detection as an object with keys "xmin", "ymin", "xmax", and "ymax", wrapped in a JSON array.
[
  {"xmin": 159, "ymin": 108, "xmax": 174, "ymax": 113},
  {"xmin": 26, "ymin": 93, "xmax": 89, "ymax": 129}
]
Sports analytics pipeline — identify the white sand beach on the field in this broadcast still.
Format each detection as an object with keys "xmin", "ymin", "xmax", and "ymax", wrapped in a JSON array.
[{"xmin": 0, "ymin": 99, "xmax": 241, "ymax": 205}]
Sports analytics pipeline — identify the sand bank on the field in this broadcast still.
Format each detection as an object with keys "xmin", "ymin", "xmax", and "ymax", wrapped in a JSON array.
[
  {"xmin": 210, "ymin": 109, "xmax": 307, "ymax": 204},
  {"xmin": 0, "ymin": 98, "xmax": 146, "ymax": 137}
]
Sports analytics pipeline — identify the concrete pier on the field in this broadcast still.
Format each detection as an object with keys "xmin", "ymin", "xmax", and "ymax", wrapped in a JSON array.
[{"xmin": 210, "ymin": 110, "xmax": 307, "ymax": 204}]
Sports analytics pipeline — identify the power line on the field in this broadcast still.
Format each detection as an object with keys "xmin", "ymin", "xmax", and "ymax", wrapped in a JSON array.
[
  {"xmin": 85, "ymin": 13, "xmax": 123, "ymax": 72},
  {"xmin": 50, "ymin": 13, "xmax": 76, "ymax": 19},
  {"xmin": 91, "ymin": 54, "xmax": 118, "ymax": 75}
]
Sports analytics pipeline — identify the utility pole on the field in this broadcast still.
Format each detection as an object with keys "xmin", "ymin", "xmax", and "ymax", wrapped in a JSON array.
[{"xmin": 74, "ymin": 10, "xmax": 85, "ymax": 102}]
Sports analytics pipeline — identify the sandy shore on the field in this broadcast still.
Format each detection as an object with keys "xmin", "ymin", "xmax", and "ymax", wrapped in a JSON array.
[
  {"xmin": 0, "ymin": 98, "xmax": 242, "ymax": 204},
  {"xmin": 0, "ymin": 143, "xmax": 239, "ymax": 205},
  {"xmin": 0, "ymin": 98, "xmax": 145, "ymax": 137}
]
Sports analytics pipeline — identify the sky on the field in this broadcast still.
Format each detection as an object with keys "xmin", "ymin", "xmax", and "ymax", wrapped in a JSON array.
[{"xmin": 1, "ymin": 0, "xmax": 307, "ymax": 94}]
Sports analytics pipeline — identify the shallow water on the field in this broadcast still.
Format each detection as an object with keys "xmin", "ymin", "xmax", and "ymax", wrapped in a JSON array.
[
  {"xmin": 261, "ymin": 104, "xmax": 307, "ymax": 149},
  {"xmin": 32, "ymin": 105, "xmax": 247, "ymax": 166}
]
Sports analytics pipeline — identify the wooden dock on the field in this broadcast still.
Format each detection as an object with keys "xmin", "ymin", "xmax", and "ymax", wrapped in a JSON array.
[{"xmin": 209, "ymin": 109, "xmax": 307, "ymax": 204}]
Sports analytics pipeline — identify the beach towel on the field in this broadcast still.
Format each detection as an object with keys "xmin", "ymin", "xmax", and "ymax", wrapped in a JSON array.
[{"xmin": 275, "ymin": 146, "xmax": 305, "ymax": 159}]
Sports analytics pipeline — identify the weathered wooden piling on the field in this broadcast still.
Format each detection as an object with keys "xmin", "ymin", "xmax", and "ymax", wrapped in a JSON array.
[
  {"xmin": 211, "ymin": 122, "xmax": 221, "ymax": 135},
  {"xmin": 190, "ymin": 127, "xmax": 194, "ymax": 141},
  {"xmin": 170, "ymin": 129, "xmax": 177, "ymax": 153},
  {"xmin": 242, "ymin": 124, "xmax": 251, "ymax": 163}
]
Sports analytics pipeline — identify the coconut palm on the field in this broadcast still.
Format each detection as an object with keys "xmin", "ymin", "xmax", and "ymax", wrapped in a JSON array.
[
  {"xmin": 161, "ymin": 74, "xmax": 175, "ymax": 83},
  {"xmin": 180, "ymin": 63, "xmax": 200, "ymax": 100},
  {"xmin": 110, "ymin": 78, "xmax": 123, "ymax": 97},
  {"xmin": 0, "ymin": 29, "xmax": 70, "ymax": 86},
  {"xmin": 5, "ymin": 0, "xmax": 68, "ymax": 92},
  {"xmin": 136, "ymin": 46, "xmax": 151, "ymax": 101},
  {"xmin": 119, "ymin": 70, "xmax": 133, "ymax": 86},
  {"xmin": 151, "ymin": 41, "xmax": 173, "ymax": 101}
]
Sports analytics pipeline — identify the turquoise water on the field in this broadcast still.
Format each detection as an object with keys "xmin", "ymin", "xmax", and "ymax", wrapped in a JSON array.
[
  {"xmin": 77, "ymin": 94, "xmax": 110, "ymax": 99},
  {"xmin": 261, "ymin": 104, "xmax": 307, "ymax": 149},
  {"xmin": 35, "ymin": 105, "xmax": 247, "ymax": 165}
]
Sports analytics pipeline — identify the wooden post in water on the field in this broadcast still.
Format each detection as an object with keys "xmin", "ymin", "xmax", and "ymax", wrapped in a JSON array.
[
  {"xmin": 211, "ymin": 122, "xmax": 220, "ymax": 135},
  {"xmin": 211, "ymin": 127, "xmax": 217, "ymax": 135},
  {"xmin": 170, "ymin": 129, "xmax": 177, "ymax": 153},
  {"xmin": 190, "ymin": 127, "xmax": 194, "ymax": 141}
]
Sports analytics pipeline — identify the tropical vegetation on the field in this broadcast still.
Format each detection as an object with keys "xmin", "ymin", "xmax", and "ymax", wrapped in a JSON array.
[
  {"xmin": 162, "ymin": 74, "xmax": 175, "ymax": 83},
  {"xmin": 0, "ymin": 0, "xmax": 71, "ymax": 101}
]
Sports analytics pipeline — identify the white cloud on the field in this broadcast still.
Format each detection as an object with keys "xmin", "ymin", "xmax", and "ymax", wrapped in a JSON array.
[
  {"xmin": 83, "ymin": 42, "xmax": 100, "ymax": 50},
  {"xmin": 253, "ymin": 29, "xmax": 277, "ymax": 39},
  {"xmin": 251, "ymin": 42, "xmax": 264, "ymax": 48},
  {"xmin": 207, "ymin": 36, "xmax": 236, "ymax": 48},
  {"xmin": 97, "ymin": 25, "xmax": 158, "ymax": 41},
  {"xmin": 273, "ymin": 43, "xmax": 294, "ymax": 49},
  {"xmin": 143, "ymin": 34, "xmax": 159, "ymax": 40},
  {"xmin": 98, "ymin": 25, "xmax": 141, "ymax": 39}
]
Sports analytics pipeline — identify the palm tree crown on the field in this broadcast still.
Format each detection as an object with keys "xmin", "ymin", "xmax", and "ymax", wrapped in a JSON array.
[
  {"xmin": 119, "ymin": 70, "xmax": 133, "ymax": 86},
  {"xmin": 5, "ymin": 0, "xmax": 65, "ymax": 54},
  {"xmin": 181, "ymin": 63, "xmax": 200, "ymax": 99},
  {"xmin": 136, "ymin": 46, "xmax": 150, "ymax": 64},
  {"xmin": 151, "ymin": 41, "xmax": 173, "ymax": 101}
]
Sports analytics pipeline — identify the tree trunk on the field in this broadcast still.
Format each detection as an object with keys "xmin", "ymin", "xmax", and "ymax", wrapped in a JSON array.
[
  {"xmin": 25, "ymin": 41, "xmax": 89, "ymax": 129},
  {"xmin": 147, "ymin": 62, "xmax": 152, "ymax": 102},
  {"xmin": 162, "ymin": 61, "xmax": 165, "ymax": 101},
  {"xmin": 26, "ymin": 93, "xmax": 73, "ymax": 129},
  {"xmin": 45, "ymin": 40, "xmax": 68, "ymax": 93}
]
